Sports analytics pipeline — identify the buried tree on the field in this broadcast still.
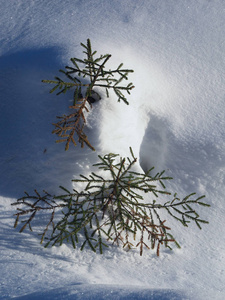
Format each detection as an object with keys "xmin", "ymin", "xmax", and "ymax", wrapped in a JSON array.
[{"xmin": 12, "ymin": 39, "xmax": 210, "ymax": 256}]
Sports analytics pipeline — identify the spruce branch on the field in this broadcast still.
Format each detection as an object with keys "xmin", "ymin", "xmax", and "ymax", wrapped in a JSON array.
[
  {"xmin": 42, "ymin": 39, "xmax": 134, "ymax": 151},
  {"xmin": 12, "ymin": 148, "xmax": 210, "ymax": 256}
]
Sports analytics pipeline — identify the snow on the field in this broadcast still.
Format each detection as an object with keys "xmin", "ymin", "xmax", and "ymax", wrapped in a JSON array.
[{"xmin": 0, "ymin": 0, "xmax": 225, "ymax": 299}]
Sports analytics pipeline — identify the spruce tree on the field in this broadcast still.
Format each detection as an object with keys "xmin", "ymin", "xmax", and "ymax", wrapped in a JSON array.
[
  {"xmin": 12, "ymin": 39, "xmax": 210, "ymax": 256},
  {"xmin": 42, "ymin": 39, "xmax": 134, "ymax": 151}
]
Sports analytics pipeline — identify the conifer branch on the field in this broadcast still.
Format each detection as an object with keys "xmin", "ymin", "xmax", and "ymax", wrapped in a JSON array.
[
  {"xmin": 12, "ymin": 148, "xmax": 210, "ymax": 256},
  {"xmin": 42, "ymin": 39, "xmax": 134, "ymax": 151}
]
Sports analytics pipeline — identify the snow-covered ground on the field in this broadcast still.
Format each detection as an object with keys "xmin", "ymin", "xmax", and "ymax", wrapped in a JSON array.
[{"xmin": 1, "ymin": 1, "xmax": 225, "ymax": 299}]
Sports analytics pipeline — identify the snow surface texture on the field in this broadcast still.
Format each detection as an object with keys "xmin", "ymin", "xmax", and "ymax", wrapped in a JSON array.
[{"xmin": 0, "ymin": 0, "xmax": 225, "ymax": 299}]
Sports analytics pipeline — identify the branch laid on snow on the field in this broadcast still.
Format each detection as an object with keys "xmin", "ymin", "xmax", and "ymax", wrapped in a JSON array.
[{"xmin": 12, "ymin": 148, "xmax": 210, "ymax": 256}]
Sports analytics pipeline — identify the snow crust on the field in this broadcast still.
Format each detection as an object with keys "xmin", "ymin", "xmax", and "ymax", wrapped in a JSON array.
[{"xmin": 1, "ymin": 1, "xmax": 225, "ymax": 299}]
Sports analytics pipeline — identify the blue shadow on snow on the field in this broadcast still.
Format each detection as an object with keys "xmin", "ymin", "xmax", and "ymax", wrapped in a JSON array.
[
  {"xmin": 10, "ymin": 284, "xmax": 187, "ymax": 300},
  {"xmin": 0, "ymin": 47, "xmax": 99, "ymax": 198}
]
